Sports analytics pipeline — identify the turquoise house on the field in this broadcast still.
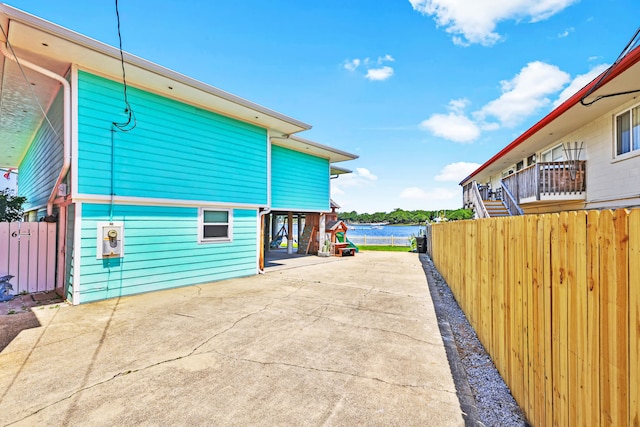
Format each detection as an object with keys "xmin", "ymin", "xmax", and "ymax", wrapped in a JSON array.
[{"xmin": 0, "ymin": 4, "xmax": 357, "ymax": 304}]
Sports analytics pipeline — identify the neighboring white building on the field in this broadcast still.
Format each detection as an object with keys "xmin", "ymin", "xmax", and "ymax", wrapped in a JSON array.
[{"xmin": 461, "ymin": 44, "xmax": 640, "ymax": 217}]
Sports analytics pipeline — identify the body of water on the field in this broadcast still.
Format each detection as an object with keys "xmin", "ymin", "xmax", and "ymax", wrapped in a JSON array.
[
  {"xmin": 347, "ymin": 224, "xmax": 424, "ymax": 237},
  {"xmin": 274, "ymin": 223, "xmax": 424, "ymax": 247},
  {"xmin": 346, "ymin": 224, "xmax": 424, "ymax": 247}
]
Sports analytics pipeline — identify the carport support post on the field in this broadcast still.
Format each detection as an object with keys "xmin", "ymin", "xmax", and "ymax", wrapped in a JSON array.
[
  {"xmin": 319, "ymin": 213, "xmax": 326, "ymax": 254},
  {"xmin": 264, "ymin": 213, "xmax": 271, "ymax": 253},
  {"xmin": 297, "ymin": 214, "xmax": 303, "ymax": 244},
  {"xmin": 287, "ymin": 212, "xmax": 294, "ymax": 254},
  {"xmin": 271, "ymin": 214, "xmax": 278, "ymax": 251}
]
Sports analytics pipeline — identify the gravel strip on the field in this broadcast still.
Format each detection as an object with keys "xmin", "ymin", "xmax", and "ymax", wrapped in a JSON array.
[{"xmin": 420, "ymin": 254, "xmax": 529, "ymax": 427}]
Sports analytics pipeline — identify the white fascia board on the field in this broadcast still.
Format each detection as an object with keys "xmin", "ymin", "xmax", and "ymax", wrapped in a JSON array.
[
  {"xmin": 0, "ymin": 4, "xmax": 311, "ymax": 135},
  {"xmin": 271, "ymin": 136, "xmax": 359, "ymax": 163}
]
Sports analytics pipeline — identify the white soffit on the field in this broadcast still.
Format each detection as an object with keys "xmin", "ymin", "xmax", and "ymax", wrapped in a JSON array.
[
  {"xmin": 4, "ymin": 10, "xmax": 311, "ymax": 136},
  {"xmin": 272, "ymin": 136, "xmax": 359, "ymax": 163},
  {"xmin": 331, "ymin": 165, "xmax": 352, "ymax": 175}
]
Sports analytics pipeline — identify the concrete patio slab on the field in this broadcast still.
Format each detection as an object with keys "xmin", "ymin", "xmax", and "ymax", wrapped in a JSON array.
[{"xmin": 0, "ymin": 251, "xmax": 463, "ymax": 426}]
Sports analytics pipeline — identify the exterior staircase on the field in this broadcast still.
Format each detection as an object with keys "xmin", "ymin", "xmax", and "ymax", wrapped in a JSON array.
[{"xmin": 483, "ymin": 199, "xmax": 510, "ymax": 217}]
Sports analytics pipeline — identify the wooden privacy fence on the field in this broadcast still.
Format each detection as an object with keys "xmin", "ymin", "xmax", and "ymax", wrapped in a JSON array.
[
  {"xmin": 426, "ymin": 209, "xmax": 639, "ymax": 427},
  {"xmin": 0, "ymin": 222, "xmax": 57, "ymax": 294}
]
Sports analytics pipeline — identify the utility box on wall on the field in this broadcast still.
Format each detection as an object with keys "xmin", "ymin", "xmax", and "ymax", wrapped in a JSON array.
[{"xmin": 97, "ymin": 222, "xmax": 124, "ymax": 259}]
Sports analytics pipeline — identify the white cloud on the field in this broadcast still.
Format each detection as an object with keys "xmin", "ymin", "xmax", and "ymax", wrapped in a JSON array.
[
  {"xmin": 344, "ymin": 54, "xmax": 395, "ymax": 81},
  {"xmin": 408, "ymin": 0, "xmax": 578, "ymax": 46},
  {"xmin": 378, "ymin": 54, "xmax": 395, "ymax": 64},
  {"xmin": 332, "ymin": 167, "xmax": 380, "ymax": 208},
  {"xmin": 365, "ymin": 66, "xmax": 394, "ymax": 81},
  {"xmin": 400, "ymin": 186, "xmax": 459, "ymax": 201},
  {"xmin": 332, "ymin": 167, "xmax": 378, "ymax": 196},
  {"xmin": 478, "ymin": 61, "xmax": 570, "ymax": 127},
  {"xmin": 344, "ymin": 58, "xmax": 361, "ymax": 72},
  {"xmin": 419, "ymin": 61, "xmax": 571, "ymax": 141},
  {"xmin": 420, "ymin": 112, "xmax": 480, "ymax": 142},
  {"xmin": 355, "ymin": 167, "xmax": 378, "ymax": 181},
  {"xmin": 435, "ymin": 162, "xmax": 481, "ymax": 182},
  {"xmin": 558, "ymin": 27, "xmax": 574, "ymax": 38},
  {"xmin": 553, "ymin": 63, "xmax": 609, "ymax": 107},
  {"xmin": 448, "ymin": 98, "xmax": 470, "ymax": 113},
  {"xmin": 331, "ymin": 185, "xmax": 345, "ymax": 196},
  {"xmin": 419, "ymin": 98, "xmax": 480, "ymax": 142},
  {"xmin": 400, "ymin": 187, "xmax": 429, "ymax": 199}
]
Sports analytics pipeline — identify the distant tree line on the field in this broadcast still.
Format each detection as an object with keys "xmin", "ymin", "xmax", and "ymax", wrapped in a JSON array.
[{"xmin": 337, "ymin": 208, "xmax": 473, "ymax": 224}]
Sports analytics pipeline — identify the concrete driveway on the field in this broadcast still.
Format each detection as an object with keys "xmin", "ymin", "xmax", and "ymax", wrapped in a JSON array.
[{"xmin": 0, "ymin": 252, "xmax": 463, "ymax": 426}]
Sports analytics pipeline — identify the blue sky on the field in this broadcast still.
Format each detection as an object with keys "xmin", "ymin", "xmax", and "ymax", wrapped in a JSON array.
[{"xmin": 3, "ymin": 0, "xmax": 639, "ymax": 212}]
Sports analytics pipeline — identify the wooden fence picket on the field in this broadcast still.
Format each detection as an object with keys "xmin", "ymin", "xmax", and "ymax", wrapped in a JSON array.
[
  {"xmin": 426, "ymin": 207, "xmax": 639, "ymax": 427},
  {"xmin": 629, "ymin": 209, "xmax": 639, "ymax": 427},
  {"xmin": 0, "ymin": 221, "xmax": 57, "ymax": 294}
]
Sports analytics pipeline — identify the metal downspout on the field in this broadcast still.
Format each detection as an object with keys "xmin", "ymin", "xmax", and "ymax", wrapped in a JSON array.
[{"xmin": 0, "ymin": 43, "xmax": 71, "ymax": 217}]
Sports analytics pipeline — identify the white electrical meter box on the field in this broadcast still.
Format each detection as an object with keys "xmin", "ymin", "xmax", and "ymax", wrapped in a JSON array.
[{"xmin": 97, "ymin": 222, "xmax": 124, "ymax": 259}]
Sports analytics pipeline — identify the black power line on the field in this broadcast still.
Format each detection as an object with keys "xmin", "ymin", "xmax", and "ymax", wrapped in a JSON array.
[
  {"xmin": 580, "ymin": 27, "xmax": 640, "ymax": 107},
  {"xmin": 112, "ymin": 0, "xmax": 136, "ymax": 131}
]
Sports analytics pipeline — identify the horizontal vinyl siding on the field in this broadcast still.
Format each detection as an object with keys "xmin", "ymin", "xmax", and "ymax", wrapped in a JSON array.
[
  {"xmin": 65, "ymin": 203, "xmax": 76, "ymax": 301},
  {"xmin": 78, "ymin": 203, "xmax": 257, "ymax": 303},
  {"xmin": 534, "ymin": 98, "xmax": 640, "ymax": 209},
  {"xmin": 77, "ymin": 71, "xmax": 268, "ymax": 204},
  {"xmin": 271, "ymin": 145, "xmax": 329, "ymax": 211},
  {"xmin": 582, "ymin": 100, "xmax": 640, "ymax": 206},
  {"xmin": 19, "ymin": 89, "xmax": 65, "ymax": 212}
]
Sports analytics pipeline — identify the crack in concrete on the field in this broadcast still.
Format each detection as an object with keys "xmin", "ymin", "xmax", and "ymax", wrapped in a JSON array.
[
  {"xmin": 173, "ymin": 312, "xmax": 197, "ymax": 319},
  {"xmin": 210, "ymin": 349, "xmax": 458, "ymax": 395},
  {"xmin": 295, "ymin": 278, "xmax": 429, "ymax": 301},
  {"xmin": 301, "ymin": 310, "xmax": 441, "ymax": 347},
  {"xmin": 8, "ymin": 301, "xmax": 279, "ymax": 425},
  {"xmin": 296, "ymin": 299, "xmax": 418, "ymax": 319}
]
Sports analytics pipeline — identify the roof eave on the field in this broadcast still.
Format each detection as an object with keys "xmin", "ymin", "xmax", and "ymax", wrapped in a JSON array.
[
  {"xmin": 460, "ymin": 44, "xmax": 640, "ymax": 186},
  {"xmin": 272, "ymin": 135, "xmax": 359, "ymax": 163},
  {"xmin": 0, "ymin": 3, "xmax": 311, "ymax": 135}
]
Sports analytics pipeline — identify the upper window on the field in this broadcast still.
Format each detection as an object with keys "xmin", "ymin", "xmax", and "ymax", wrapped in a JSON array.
[
  {"xmin": 541, "ymin": 144, "xmax": 564, "ymax": 162},
  {"xmin": 615, "ymin": 104, "xmax": 640, "ymax": 156},
  {"xmin": 501, "ymin": 168, "xmax": 514, "ymax": 178},
  {"xmin": 199, "ymin": 208, "xmax": 232, "ymax": 243}
]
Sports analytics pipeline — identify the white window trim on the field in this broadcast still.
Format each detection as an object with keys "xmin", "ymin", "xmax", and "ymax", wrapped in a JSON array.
[
  {"xmin": 540, "ymin": 143, "xmax": 564, "ymax": 162},
  {"xmin": 198, "ymin": 208, "xmax": 233, "ymax": 244},
  {"xmin": 613, "ymin": 102, "xmax": 640, "ymax": 159}
]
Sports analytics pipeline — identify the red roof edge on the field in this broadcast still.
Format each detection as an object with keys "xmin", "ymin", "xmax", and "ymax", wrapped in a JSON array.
[{"xmin": 460, "ymin": 44, "xmax": 640, "ymax": 186}]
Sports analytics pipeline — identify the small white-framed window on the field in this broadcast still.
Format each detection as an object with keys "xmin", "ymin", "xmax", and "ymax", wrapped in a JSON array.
[
  {"xmin": 501, "ymin": 167, "xmax": 514, "ymax": 178},
  {"xmin": 198, "ymin": 208, "xmax": 233, "ymax": 243},
  {"xmin": 615, "ymin": 103, "xmax": 640, "ymax": 156},
  {"xmin": 541, "ymin": 144, "xmax": 564, "ymax": 162}
]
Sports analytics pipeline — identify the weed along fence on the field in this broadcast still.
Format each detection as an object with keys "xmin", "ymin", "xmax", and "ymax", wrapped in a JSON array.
[{"xmin": 425, "ymin": 209, "xmax": 639, "ymax": 427}]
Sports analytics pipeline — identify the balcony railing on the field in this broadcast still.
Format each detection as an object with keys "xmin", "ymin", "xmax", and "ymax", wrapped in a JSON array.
[
  {"xmin": 462, "ymin": 180, "xmax": 489, "ymax": 218},
  {"xmin": 502, "ymin": 161, "xmax": 586, "ymax": 203}
]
